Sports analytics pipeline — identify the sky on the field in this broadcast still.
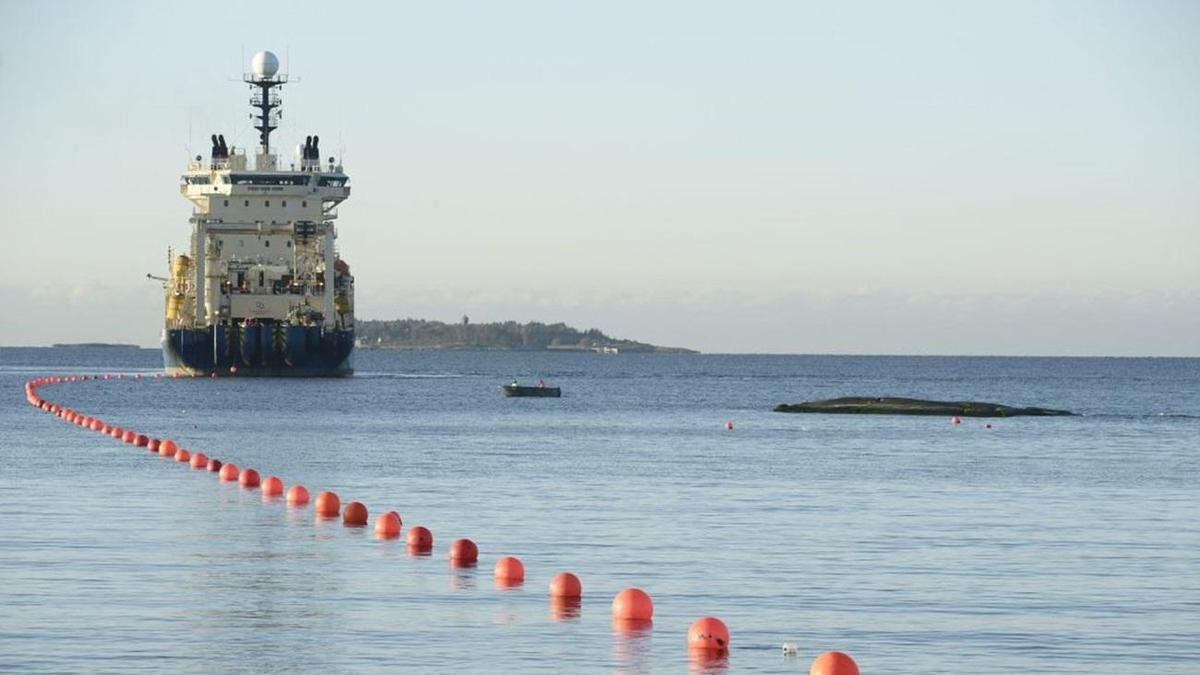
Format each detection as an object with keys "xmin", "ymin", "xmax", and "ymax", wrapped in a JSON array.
[{"xmin": 0, "ymin": 1, "xmax": 1197, "ymax": 355}]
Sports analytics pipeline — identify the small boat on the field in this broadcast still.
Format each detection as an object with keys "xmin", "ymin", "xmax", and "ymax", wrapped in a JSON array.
[{"xmin": 501, "ymin": 384, "xmax": 561, "ymax": 398}]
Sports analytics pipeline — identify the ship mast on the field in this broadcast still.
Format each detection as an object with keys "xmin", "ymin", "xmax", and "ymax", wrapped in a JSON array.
[{"xmin": 244, "ymin": 51, "xmax": 287, "ymax": 168}]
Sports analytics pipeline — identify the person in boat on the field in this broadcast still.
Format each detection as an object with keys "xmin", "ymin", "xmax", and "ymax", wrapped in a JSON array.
[
  {"xmin": 511, "ymin": 379, "xmax": 519, "ymax": 387},
  {"xmin": 537, "ymin": 378, "xmax": 545, "ymax": 388}
]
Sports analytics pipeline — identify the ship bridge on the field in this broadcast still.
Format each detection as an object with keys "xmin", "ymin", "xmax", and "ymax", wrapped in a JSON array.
[{"xmin": 181, "ymin": 159, "xmax": 350, "ymax": 222}]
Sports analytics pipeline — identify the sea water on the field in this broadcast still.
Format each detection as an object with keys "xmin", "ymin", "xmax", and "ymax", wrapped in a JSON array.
[{"xmin": 0, "ymin": 348, "xmax": 1196, "ymax": 673}]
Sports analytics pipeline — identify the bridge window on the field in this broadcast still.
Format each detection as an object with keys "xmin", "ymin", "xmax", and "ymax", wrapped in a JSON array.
[
  {"xmin": 265, "ymin": 200, "xmax": 270, "ymax": 207},
  {"xmin": 282, "ymin": 200, "xmax": 287, "ymax": 207},
  {"xmin": 244, "ymin": 200, "xmax": 249, "ymax": 207},
  {"xmin": 229, "ymin": 173, "xmax": 311, "ymax": 186}
]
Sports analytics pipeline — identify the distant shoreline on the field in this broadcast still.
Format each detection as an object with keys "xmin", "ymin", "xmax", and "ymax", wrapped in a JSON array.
[
  {"xmin": 1, "ymin": 344, "xmax": 1193, "ymax": 358},
  {"xmin": 2, "ymin": 341, "xmax": 1190, "ymax": 357},
  {"xmin": 357, "ymin": 344, "xmax": 697, "ymax": 353},
  {"xmin": 50, "ymin": 343, "xmax": 148, "ymax": 349},
  {"xmin": 355, "ymin": 318, "xmax": 697, "ymax": 353}
]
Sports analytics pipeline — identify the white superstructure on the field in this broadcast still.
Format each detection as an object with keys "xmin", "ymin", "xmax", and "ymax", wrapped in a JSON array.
[
  {"xmin": 162, "ymin": 51, "xmax": 355, "ymax": 376},
  {"xmin": 167, "ymin": 51, "xmax": 353, "ymax": 335}
]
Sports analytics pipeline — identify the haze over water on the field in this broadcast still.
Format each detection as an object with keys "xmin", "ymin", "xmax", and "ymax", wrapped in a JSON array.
[
  {"xmin": 2, "ymin": 347, "xmax": 1197, "ymax": 672},
  {"xmin": 2, "ymin": 1, "xmax": 1197, "ymax": 355}
]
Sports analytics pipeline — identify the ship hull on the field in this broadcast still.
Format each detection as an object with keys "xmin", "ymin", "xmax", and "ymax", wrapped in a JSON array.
[{"xmin": 163, "ymin": 326, "xmax": 354, "ymax": 377}]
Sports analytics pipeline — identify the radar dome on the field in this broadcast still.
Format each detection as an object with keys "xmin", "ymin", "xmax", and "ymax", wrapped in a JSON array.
[{"xmin": 251, "ymin": 50, "xmax": 279, "ymax": 79}]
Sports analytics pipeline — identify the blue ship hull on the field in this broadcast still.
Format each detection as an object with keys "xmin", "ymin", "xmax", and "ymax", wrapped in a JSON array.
[{"xmin": 163, "ymin": 324, "xmax": 354, "ymax": 377}]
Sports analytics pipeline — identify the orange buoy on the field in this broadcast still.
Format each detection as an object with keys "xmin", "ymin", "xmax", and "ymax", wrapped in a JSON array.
[
  {"xmin": 810, "ymin": 651, "xmax": 859, "ymax": 675},
  {"xmin": 229, "ymin": 365, "xmax": 238, "ymax": 374},
  {"xmin": 493, "ymin": 556, "xmax": 524, "ymax": 588},
  {"xmin": 448, "ymin": 538, "xmax": 478, "ymax": 565},
  {"xmin": 724, "ymin": 420, "xmax": 734, "ymax": 430},
  {"xmin": 175, "ymin": 449, "xmax": 191, "ymax": 463},
  {"xmin": 494, "ymin": 556, "xmax": 525, "ymax": 583},
  {"xmin": 687, "ymin": 617, "xmax": 730, "ymax": 654},
  {"xmin": 314, "ymin": 491, "xmax": 340, "ymax": 517},
  {"xmin": 218, "ymin": 463, "xmax": 239, "ymax": 481},
  {"xmin": 159, "ymin": 439, "xmax": 178, "ymax": 456},
  {"xmin": 108, "ymin": 427, "xmax": 122, "ymax": 438},
  {"xmin": 374, "ymin": 511, "xmax": 402, "ymax": 539},
  {"xmin": 122, "ymin": 430, "xmax": 136, "ymax": 444},
  {"xmin": 612, "ymin": 588, "xmax": 653, "ymax": 621},
  {"xmin": 287, "ymin": 484, "xmax": 310, "ymax": 507},
  {"xmin": 147, "ymin": 438, "xmax": 160, "ymax": 452},
  {"xmin": 951, "ymin": 416, "xmax": 962, "ymax": 425},
  {"xmin": 207, "ymin": 458, "xmax": 222, "ymax": 472},
  {"xmin": 549, "ymin": 572, "xmax": 582, "ymax": 599},
  {"xmin": 261, "ymin": 476, "xmax": 284, "ymax": 497},
  {"xmin": 238, "ymin": 468, "xmax": 261, "ymax": 488},
  {"xmin": 342, "ymin": 501, "xmax": 368, "ymax": 526},
  {"xmin": 406, "ymin": 525, "xmax": 432, "ymax": 552},
  {"xmin": 190, "ymin": 452, "xmax": 208, "ymax": 469},
  {"xmin": 134, "ymin": 434, "xmax": 149, "ymax": 447}
]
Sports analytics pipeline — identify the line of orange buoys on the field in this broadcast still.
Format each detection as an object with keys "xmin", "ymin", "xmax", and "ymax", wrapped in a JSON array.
[{"xmin": 23, "ymin": 373, "xmax": 860, "ymax": 671}]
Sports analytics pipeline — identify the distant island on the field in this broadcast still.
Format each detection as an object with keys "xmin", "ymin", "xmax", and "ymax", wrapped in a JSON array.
[
  {"xmin": 52, "ymin": 343, "xmax": 146, "ymax": 349},
  {"xmin": 355, "ymin": 318, "xmax": 696, "ymax": 353}
]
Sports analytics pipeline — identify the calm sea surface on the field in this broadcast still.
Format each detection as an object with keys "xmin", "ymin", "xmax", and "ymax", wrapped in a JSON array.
[{"xmin": 0, "ymin": 347, "xmax": 1196, "ymax": 673}]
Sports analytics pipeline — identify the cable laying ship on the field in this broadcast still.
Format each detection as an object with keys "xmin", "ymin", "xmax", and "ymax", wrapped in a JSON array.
[{"xmin": 163, "ymin": 50, "xmax": 354, "ymax": 376}]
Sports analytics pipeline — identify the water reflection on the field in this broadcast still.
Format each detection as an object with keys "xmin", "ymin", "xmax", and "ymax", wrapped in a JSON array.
[
  {"xmin": 449, "ymin": 568, "xmax": 476, "ymax": 591},
  {"xmin": 284, "ymin": 506, "xmax": 309, "ymax": 525},
  {"xmin": 687, "ymin": 649, "xmax": 729, "ymax": 673},
  {"xmin": 549, "ymin": 597, "xmax": 581, "ymax": 622},
  {"xmin": 311, "ymin": 515, "xmax": 338, "ymax": 541},
  {"xmin": 611, "ymin": 619, "xmax": 653, "ymax": 672}
]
